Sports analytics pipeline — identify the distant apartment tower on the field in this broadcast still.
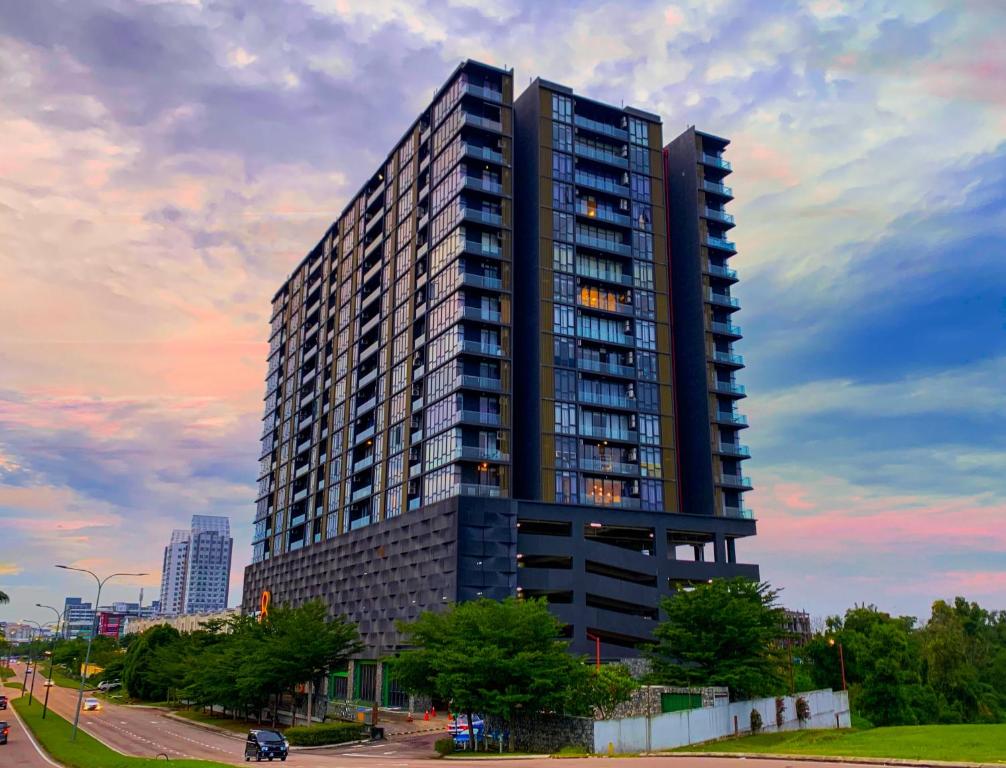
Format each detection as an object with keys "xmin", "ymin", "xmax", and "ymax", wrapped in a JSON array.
[
  {"xmin": 158, "ymin": 515, "xmax": 233, "ymax": 615},
  {"xmin": 244, "ymin": 61, "xmax": 758, "ymax": 673},
  {"xmin": 62, "ymin": 597, "xmax": 95, "ymax": 638}
]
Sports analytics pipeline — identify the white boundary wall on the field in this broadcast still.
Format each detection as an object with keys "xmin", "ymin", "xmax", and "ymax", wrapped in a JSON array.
[{"xmin": 594, "ymin": 688, "xmax": 851, "ymax": 753}]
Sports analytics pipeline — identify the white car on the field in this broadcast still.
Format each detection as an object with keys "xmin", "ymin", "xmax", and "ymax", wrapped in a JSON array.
[{"xmin": 83, "ymin": 698, "xmax": 101, "ymax": 711}]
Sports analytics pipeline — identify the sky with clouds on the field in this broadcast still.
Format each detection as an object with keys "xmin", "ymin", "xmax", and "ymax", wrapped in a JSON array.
[{"xmin": 1, "ymin": 0, "xmax": 1003, "ymax": 628}]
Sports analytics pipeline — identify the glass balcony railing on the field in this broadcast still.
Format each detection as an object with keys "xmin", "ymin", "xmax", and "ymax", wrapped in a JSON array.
[
  {"xmin": 574, "ymin": 142, "xmax": 629, "ymax": 168},
  {"xmin": 719, "ymin": 474, "xmax": 753, "ymax": 488},
  {"xmin": 707, "ymin": 264, "xmax": 738, "ymax": 280},
  {"xmin": 460, "ymin": 240, "xmax": 503, "ymax": 259},
  {"xmin": 460, "ymin": 339, "xmax": 503, "ymax": 356},
  {"xmin": 578, "ymin": 326, "xmax": 631, "ymax": 346},
  {"xmin": 701, "ymin": 152, "xmax": 732, "ymax": 170},
  {"xmin": 578, "ymin": 295, "xmax": 634, "ymax": 316},
  {"xmin": 465, "ymin": 82, "xmax": 503, "ymax": 103},
  {"xmin": 460, "ymin": 272, "xmax": 504, "ymax": 290},
  {"xmin": 463, "ymin": 176, "xmax": 504, "ymax": 195},
  {"xmin": 715, "ymin": 412, "xmax": 749, "ymax": 426},
  {"xmin": 581, "ymin": 495, "xmax": 641, "ymax": 510},
  {"xmin": 577, "ymin": 357, "xmax": 635, "ymax": 377},
  {"xmin": 718, "ymin": 442, "xmax": 751, "ymax": 458},
  {"xmin": 711, "ymin": 321, "xmax": 743, "ymax": 336},
  {"xmin": 579, "ymin": 424, "xmax": 637, "ymax": 442},
  {"xmin": 704, "ymin": 207, "xmax": 735, "ymax": 225},
  {"xmin": 459, "ymin": 483, "xmax": 502, "ymax": 498},
  {"xmin": 351, "ymin": 485, "xmax": 373, "ymax": 503},
  {"xmin": 461, "ymin": 207, "xmax": 503, "ymax": 227},
  {"xmin": 723, "ymin": 506, "xmax": 753, "ymax": 520},
  {"xmin": 575, "ymin": 263, "xmax": 633, "ymax": 286},
  {"xmin": 574, "ymin": 114, "xmax": 629, "ymax": 140},
  {"xmin": 576, "ymin": 202, "xmax": 631, "ymax": 227},
  {"xmin": 354, "ymin": 425, "xmax": 376, "ymax": 444},
  {"xmin": 574, "ymin": 171, "xmax": 630, "ymax": 197},
  {"xmin": 460, "ymin": 306, "xmax": 502, "ymax": 323},
  {"xmin": 457, "ymin": 446, "xmax": 509, "ymax": 462},
  {"xmin": 459, "ymin": 374, "xmax": 502, "ymax": 390},
  {"xmin": 575, "ymin": 232, "xmax": 632, "ymax": 256},
  {"xmin": 702, "ymin": 179, "xmax": 733, "ymax": 197},
  {"xmin": 463, "ymin": 143, "xmax": 505, "ymax": 165},
  {"xmin": 714, "ymin": 351, "xmax": 745, "ymax": 366},
  {"xmin": 578, "ymin": 391, "xmax": 634, "ymax": 409},
  {"xmin": 579, "ymin": 457, "xmax": 639, "ymax": 474},
  {"xmin": 714, "ymin": 380, "xmax": 746, "ymax": 396},
  {"xmin": 461, "ymin": 112, "xmax": 503, "ymax": 133},
  {"xmin": 706, "ymin": 235, "xmax": 737, "ymax": 252},
  {"xmin": 458, "ymin": 410, "xmax": 502, "ymax": 426},
  {"xmin": 708, "ymin": 291, "xmax": 740, "ymax": 308}
]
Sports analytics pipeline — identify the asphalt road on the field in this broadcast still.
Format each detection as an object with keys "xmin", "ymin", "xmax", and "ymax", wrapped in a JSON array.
[
  {"xmin": 7, "ymin": 663, "xmax": 859, "ymax": 768},
  {"xmin": 2, "ymin": 695, "xmax": 58, "ymax": 767}
]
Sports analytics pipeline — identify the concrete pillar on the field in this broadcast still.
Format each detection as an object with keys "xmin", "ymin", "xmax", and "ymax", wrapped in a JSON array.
[{"xmin": 346, "ymin": 659, "xmax": 355, "ymax": 700}]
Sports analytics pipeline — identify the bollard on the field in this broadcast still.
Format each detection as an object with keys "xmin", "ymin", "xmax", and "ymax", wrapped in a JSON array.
[{"xmin": 608, "ymin": 742, "xmax": 614, "ymax": 757}]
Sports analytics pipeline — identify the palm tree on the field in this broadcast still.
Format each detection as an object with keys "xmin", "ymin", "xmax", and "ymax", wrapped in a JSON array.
[{"xmin": 0, "ymin": 590, "xmax": 8, "ymax": 604}]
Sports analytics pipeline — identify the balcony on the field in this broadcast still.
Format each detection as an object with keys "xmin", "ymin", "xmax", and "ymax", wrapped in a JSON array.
[
  {"xmin": 460, "ymin": 339, "xmax": 503, "ymax": 357},
  {"xmin": 578, "ymin": 326, "xmax": 631, "ymax": 346},
  {"xmin": 460, "ymin": 374, "xmax": 502, "ymax": 391},
  {"xmin": 575, "ymin": 232, "xmax": 631, "ymax": 257},
  {"xmin": 579, "ymin": 457, "xmax": 639, "ymax": 474},
  {"xmin": 366, "ymin": 181, "xmax": 385, "ymax": 208},
  {"xmin": 717, "ymin": 442, "xmax": 751, "ymax": 458},
  {"xmin": 700, "ymin": 152, "xmax": 732, "ymax": 171},
  {"xmin": 574, "ymin": 114, "xmax": 628, "ymax": 141},
  {"xmin": 574, "ymin": 171, "xmax": 630, "ymax": 197},
  {"xmin": 578, "ymin": 391, "xmax": 634, "ymax": 409},
  {"xmin": 719, "ymin": 474, "xmax": 753, "ymax": 489},
  {"xmin": 363, "ymin": 258, "xmax": 382, "ymax": 285},
  {"xmin": 576, "ymin": 202, "xmax": 631, "ymax": 228},
  {"xmin": 706, "ymin": 235, "xmax": 737, "ymax": 253},
  {"xmin": 465, "ymin": 82, "xmax": 503, "ymax": 103},
  {"xmin": 574, "ymin": 142, "xmax": 628, "ymax": 169},
  {"xmin": 463, "ymin": 143, "xmax": 506, "ymax": 165},
  {"xmin": 714, "ymin": 380, "xmax": 746, "ymax": 396},
  {"xmin": 703, "ymin": 207, "xmax": 735, "ymax": 225},
  {"xmin": 579, "ymin": 424, "xmax": 637, "ymax": 442},
  {"xmin": 353, "ymin": 455, "xmax": 375, "ymax": 473},
  {"xmin": 723, "ymin": 506, "xmax": 753, "ymax": 520},
  {"xmin": 460, "ymin": 240, "xmax": 503, "ymax": 260},
  {"xmin": 358, "ymin": 339, "xmax": 380, "ymax": 362},
  {"xmin": 458, "ymin": 410, "xmax": 502, "ymax": 427},
  {"xmin": 355, "ymin": 395, "xmax": 377, "ymax": 416},
  {"xmin": 460, "ymin": 273, "xmax": 503, "ymax": 291},
  {"xmin": 292, "ymin": 488, "xmax": 309, "ymax": 503},
  {"xmin": 713, "ymin": 350, "xmax": 745, "ymax": 367},
  {"xmin": 702, "ymin": 179, "xmax": 733, "ymax": 198},
  {"xmin": 459, "ymin": 483, "xmax": 502, "ymax": 498},
  {"xmin": 457, "ymin": 446, "xmax": 509, "ymax": 462},
  {"xmin": 360, "ymin": 312, "xmax": 381, "ymax": 337},
  {"xmin": 575, "ymin": 263, "xmax": 633, "ymax": 286},
  {"xmin": 463, "ymin": 176, "xmax": 504, "ymax": 195},
  {"xmin": 461, "ymin": 112, "xmax": 503, "ymax": 133},
  {"xmin": 461, "ymin": 206, "xmax": 503, "ymax": 227},
  {"xmin": 460, "ymin": 306, "xmax": 502, "ymax": 323},
  {"xmin": 708, "ymin": 291, "xmax": 740, "ymax": 308},
  {"xmin": 577, "ymin": 357, "xmax": 635, "ymax": 378},
  {"xmin": 711, "ymin": 321, "xmax": 743, "ymax": 337},
  {"xmin": 581, "ymin": 495, "xmax": 641, "ymax": 510},
  {"xmin": 578, "ymin": 295, "xmax": 633, "ymax": 316},
  {"xmin": 351, "ymin": 485, "xmax": 373, "ymax": 503},
  {"xmin": 715, "ymin": 411, "xmax": 749, "ymax": 426},
  {"xmin": 706, "ymin": 263, "xmax": 738, "ymax": 281},
  {"xmin": 354, "ymin": 425, "xmax": 376, "ymax": 445},
  {"xmin": 357, "ymin": 368, "xmax": 378, "ymax": 388}
]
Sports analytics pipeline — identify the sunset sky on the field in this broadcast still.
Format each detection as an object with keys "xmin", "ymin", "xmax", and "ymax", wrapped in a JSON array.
[{"xmin": 1, "ymin": 0, "xmax": 1003, "ymax": 627}]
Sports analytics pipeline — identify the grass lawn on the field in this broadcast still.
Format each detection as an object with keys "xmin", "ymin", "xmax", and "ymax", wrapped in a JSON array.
[
  {"xmin": 6, "ymin": 681, "xmax": 24, "ymax": 690},
  {"xmin": 677, "ymin": 724, "xmax": 1006, "ymax": 763},
  {"xmin": 172, "ymin": 707, "xmax": 282, "ymax": 735},
  {"xmin": 12, "ymin": 697, "xmax": 234, "ymax": 768},
  {"xmin": 0, "ymin": 665, "xmax": 14, "ymax": 679}
]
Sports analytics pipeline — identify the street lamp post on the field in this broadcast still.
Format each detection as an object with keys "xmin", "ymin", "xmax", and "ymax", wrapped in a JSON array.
[
  {"xmin": 22, "ymin": 620, "xmax": 44, "ymax": 705},
  {"xmin": 37, "ymin": 603, "xmax": 64, "ymax": 719},
  {"xmin": 55, "ymin": 565, "xmax": 147, "ymax": 741},
  {"xmin": 828, "ymin": 637, "xmax": 847, "ymax": 691}
]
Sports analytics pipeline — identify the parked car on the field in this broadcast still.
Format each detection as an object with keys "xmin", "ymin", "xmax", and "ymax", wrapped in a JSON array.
[
  {"xmin": 83, "ymin": 697, "xmax": 101, "ymax": 711},
  {"xmin": 0, "ymin": 720, "xmax": 9, "ymax": 745},
  {"xmin": 97, "ymin": 680, "xmax": 121, "ymax": 692},
  {"xmin": 0, "ymin": 694, "xmax": 7, "ymax": 709},
  {"xmin": 244, "ymin": 729, "xmax": 288, "ymax": 762}
]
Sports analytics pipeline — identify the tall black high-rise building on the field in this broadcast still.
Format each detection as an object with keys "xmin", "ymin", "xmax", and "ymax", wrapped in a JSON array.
[{"xmin": 244, "ymin": 60, "xmax": 756, "ymax": 705}]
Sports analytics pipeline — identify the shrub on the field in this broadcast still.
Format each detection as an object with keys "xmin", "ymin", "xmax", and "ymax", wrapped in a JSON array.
[
  {"xmin": 775, "ymin": 696, "xmax": 786, "ymax": 727},
  {"xmin": 750, "ymin": 708, "xmax": 763, "ymax": 733},
  {"xmin": 285, "ymin": 721, "xmax": 366, "ymax": 746},
  {"xmin": 435, "ymin": 737, "xmax": 456, "ymax": 755},
  {"xmin": 796, "ymin": 696, "xmax": 810, "ymax": 722}
]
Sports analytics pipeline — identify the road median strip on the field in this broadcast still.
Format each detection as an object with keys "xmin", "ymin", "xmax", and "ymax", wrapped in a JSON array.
[{"xmin": 666, "ymin": 752, "xmax": 1003, "ymax": 768}]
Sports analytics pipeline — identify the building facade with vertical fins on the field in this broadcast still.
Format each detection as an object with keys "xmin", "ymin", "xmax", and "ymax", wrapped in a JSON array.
[{"xmin": 243, "ymin": 61, "xmax": 757, "ymax": 699}]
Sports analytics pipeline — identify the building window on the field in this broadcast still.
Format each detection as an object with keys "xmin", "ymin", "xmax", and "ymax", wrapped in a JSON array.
[
  {"xmin": 554, "ymin": 336, "xmax": 575, "ymax": 367},
  {"xmin": 640, "ymin": 447, "xmax": 662, "ymax": 477},
  {"xmin": 554, "ymin": 369, "xmax": 576, "ymax": 401},
  {"xmin": 640, "ymin": 479, "xmax": 663, "ymax": 510},
  {"xmin": 552, "ymin": 181, "xmax": 574, "ymax": 212},
  {"xmin": 635, "ymin": 320, "xmax": 657, "ymax": 350},
  {"xmin": 553, "ymin": 242, "xmax": 574, "ymax": 273},
  {"xmin": 553, "ymin": 212, "xmax": 574, "ymax": 243},
  {"xmin": 552, "ymin": 152, "xmax": 573, "ymax": 182},
  {"xmin": 555, "ymin": 471, "xmax": 578, "ymax": 503},
  {"xmin": 639, "ymin": 414, "xmax": 660, "ymax": 445},
  {"xmin": 553, "ymin": 304, "xmax": 575, "ymax": 336},
  {"xmin": 552, "ymin": 122, "xmax": 573, "ymax": 153},
  {"xmin": 637, "ymin": 350, "xmax": 657, "ymax": 381},
  {"xmin": 627, "ymin": 117, "xmax": 649, "ymax": 145},
  {"xmin": 555, "ymin": 402, "xmax": 576, "ymax": 435},
  {"xmin": 553, "ymin": 273, "xmax": 575, "ymax": 304},
  {"xmin": 555, "ymin": 436, "xmax": 577, "ymax": 469},
  {"xmin": 552, "ymin": 94, "xmax": 573, "ymax": 123},
  {"xmin": 637, "ymin": 382, "xmax": 659, "ymax": 413}
]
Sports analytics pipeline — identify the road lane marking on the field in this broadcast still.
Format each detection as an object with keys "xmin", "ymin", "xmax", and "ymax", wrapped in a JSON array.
[{"xmin": 8, "ymin": 703, "xmax": 62, "ymax": 767}]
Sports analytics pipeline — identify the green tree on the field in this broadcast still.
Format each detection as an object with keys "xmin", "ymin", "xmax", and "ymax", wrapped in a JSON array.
[
  {"xmin": 123, "ymin": 624, "xmax": 183, "ymax": 701},
  {"xmin": 577, "ymin": 663, "xmax": 638, "ymax": 719},
  {"xmin": 389, "ymin": 598, "xmax": 588, "ymax": 749},
  {"xmin": 647, "ymin": 578, "xmax": 786, "ymax": 701},
  {"xmin": 0, "ymin": 589, "xmax": 9, "ymax": 604}
]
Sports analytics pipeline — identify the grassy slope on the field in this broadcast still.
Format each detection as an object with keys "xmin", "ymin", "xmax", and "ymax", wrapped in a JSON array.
[
  {"xmin": 679, "ymin": 724, "xmax": 1006, "ymax": 763},
  {"xmin": 172, "ymin": 707, "xmax": 281, "ymax": 734},
  {"xmin": 12, "ymin": 697, "xmax": 233, "ymax": 768}
]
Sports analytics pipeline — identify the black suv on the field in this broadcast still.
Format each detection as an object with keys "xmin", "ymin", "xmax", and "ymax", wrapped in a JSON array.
[
  {"xmin": 244, "ymin": 729, "xmax": 288, "ymax": 762},
  {"xmin": 1, "ymin": 720, "xmax": 9, "ymax": 745},
  {"xmin": 0, "ymin": 694, "xmax": 7, "ymax": 709}
]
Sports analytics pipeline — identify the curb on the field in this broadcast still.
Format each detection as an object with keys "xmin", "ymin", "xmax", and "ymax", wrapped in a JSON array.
[
  {"xmin": 163, "ymin": 711, "xmax": 245, "ymax": 741},
  {"xmin": 665, "ymin": 752, "xmax": 1003, "ymax": 768}
]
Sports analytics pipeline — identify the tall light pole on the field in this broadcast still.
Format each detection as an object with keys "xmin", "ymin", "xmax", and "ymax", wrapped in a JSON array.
[
  {"xmin": 55, "ymin": 565, "xmax": 147, "ymax": 740},
  {"xmin": 37, "ymin": 603, "xmax": 63, "ymax": 719},
  {"xmin": 828, "ymin": 637, "xmax": 847, "ymax": 691},
  {"xmin": 21, "ymin": 620, "xmax": 45, "ymax": 705}
]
